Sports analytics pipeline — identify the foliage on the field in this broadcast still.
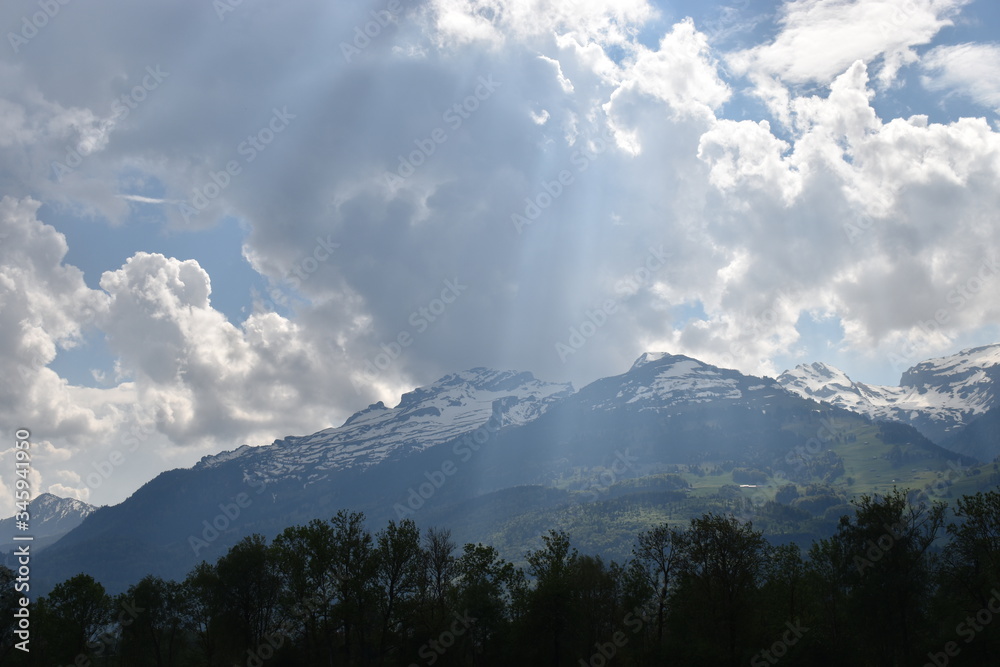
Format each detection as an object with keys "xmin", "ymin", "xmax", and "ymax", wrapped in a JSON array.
[{"xmin": 8, "ymin": 489, "xmax": 1000, "ymax": 666}]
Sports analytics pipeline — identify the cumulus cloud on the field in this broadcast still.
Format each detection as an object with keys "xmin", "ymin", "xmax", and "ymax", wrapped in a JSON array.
[
  {"xmin": 0, "ymin": 197, "xmax": 113, "ymax": 437},
  {"xmin": 0, "ymin": 0, "xmax": 999, "ymax": 513},
  {"xmin": 99, "ymin": 252, "xmax": 358, "ymax": 446},
  {"xmin": 681, "ymin": 58, "xmax": 1000, "ymax": 374},
  {"xmin": 423, "ymin": 0, "xmax": 657, "ymax": 47}
]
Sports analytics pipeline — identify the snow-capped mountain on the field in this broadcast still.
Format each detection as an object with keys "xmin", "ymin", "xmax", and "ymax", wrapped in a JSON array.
[
  {"xmin": 582, "ymin": 352, "xmax": 786, "ymax": 411},
  {"xmin": 778, "ymin": 344, "xmax": 1000, "ymax": 445},
  {"xmin": 195, "ymin": 368, "xmax": 574, "ymax": 487},
  {"xmin": 37, "ymin": 352, "xmax": 960, "ymax": 595},
  {"xmin": 1, "ymin": 493, "xmax": 96, "ymax": 552}
]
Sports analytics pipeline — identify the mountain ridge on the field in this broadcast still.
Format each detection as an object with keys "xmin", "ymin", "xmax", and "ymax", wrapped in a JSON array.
[
  {"xmin": 32, "ymin": 347, "xmax": 995, "ymax": 595},
  {"xmin": 1, "ymin": 492, "xmax": 96, "ymax": 554},
  {"xmin": 778, "ymin": 343, "xmax": 1000, "ymax": 445}
]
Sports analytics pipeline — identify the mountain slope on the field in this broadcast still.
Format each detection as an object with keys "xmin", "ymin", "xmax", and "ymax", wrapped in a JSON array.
[
  {"xmin": 35, "ymin": 369, "xmax": 573, "ymax": 592},
  {"xmin": 1, "ymin": 493, "xmax": 96, "ymax": 553},
  {"xmin": 778, "ymin": 344, "xmax": 1000, "ymax": 446},
  {"xmin": 195, "ymin": 368, "xmax": 573, "ymax": 487},
  {"xmin": 942, "ymin": 404, "xmax": 1000, "ymax": 463},
  {"xmin": 37, "ymin": 352, "xmax": 982, "ymax": 595}
]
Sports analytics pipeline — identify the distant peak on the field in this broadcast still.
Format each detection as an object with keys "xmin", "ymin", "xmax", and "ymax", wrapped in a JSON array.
[
  {"xmin": 395, "ymin": 368, "xmax": 562, "ymax": 410},
  {"xmin": 437, "ymin": 367, "xmax": 538, "ymax": 388},
  {"xmin": 630, "ymin": 352, "xmax": 693, "ymax": 372},
  {"xmin": 804, "ymin": 361, "xmax": 849, "ymax": 378},
  {"xmin": 342, "ymin": 401, "xmax": 388, "ymax": 426}
]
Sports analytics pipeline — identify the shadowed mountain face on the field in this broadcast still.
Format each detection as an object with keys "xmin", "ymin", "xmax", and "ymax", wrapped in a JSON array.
[
  {"xmin": 36, "ymin": 351, "xmax": 980, "ymax": 595},
  {"xmin": 943, "ymin": 404, "xmax": 1000, "ymax": 463},
  {"xmin": 779, "ymin": 344, "xmax": 1000, "ymax": 446}
]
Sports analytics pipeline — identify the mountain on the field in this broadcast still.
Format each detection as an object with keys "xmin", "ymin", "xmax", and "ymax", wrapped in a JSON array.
[
  {"xmin": 34, "ymin": 368, "xmax": 574, "ymax": 591},
  {"xmin": 194, "ymin": 368, "xmax": 573, "ymax": 488},
  {"xmin": 778, "ymin": 344, "xmax": 1000, "ymax": 447},
  {"xmin": 942, "ymin": 404, "xmax": 1000, "ymax": 463},
  {"xmin": 0, "ymin": 493, "xmax": 96, "ymax": 553},
  {"xmin": 35, "ymin": 352, "xmax": 980, "ymax": 595}
]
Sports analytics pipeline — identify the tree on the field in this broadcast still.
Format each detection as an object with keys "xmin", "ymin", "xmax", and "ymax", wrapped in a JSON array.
[
  {"xmin": 775, "ymin": 484, "xmax": 800, "ymax": 505},
  {"xmin": 939, "ymin": 490, "xmax": 1000, "ymax": 604},
  {"xmin": 523, "ymin": 530, "xmax": 579, "ymax": 666},
  {"xmin": 453, "ymin": 542, "xmax": 522, "ymax": 664},
  {"xmin": 329, "ymin": 509, "xmax": 378, "ymax": 663},
  {"xmin": 570, "ymin": 554, "xmax": 623, "ymax": 660},
  {"xmin": 35, "ymin": 573, "xmax": 112, "ymax": 662},
  {"xmin": 272, "ymin": 518, "xmax": 340, "ymax": 663},
  {"xmin": 119, "ymin": 575, "xmax": 190, "ymax": 666},
  {"xmin": 183, "ymin": 560, "xmax": 224, "ymax": 665},
  {"xmin": 819, "ymin": 488, "xmax": 945, "ymax": 665},
  {"xmin": 215, "ymin": 534, "xmax": 283, "ymax": 658},
  {"xmin": 671, "ymin": 513, "xmax": 769, "ymax": 666},
  {"xmin": 374, "ymin": 519, "xmax": 422, "ymax": 662},
  {"xmin": 0, "ymin": 565, "xmax": 23, "ymax": 663},
  {"xmin": 631, "ymin": 523, "xmax": 686, "ymax": 647},
  {"xmin": 422, "ymin": 527, "xmax": 456, "ymax": 614},
  {"xmin": 934, "ymin": 490, "xmax": 1000, "ymax": 662}
]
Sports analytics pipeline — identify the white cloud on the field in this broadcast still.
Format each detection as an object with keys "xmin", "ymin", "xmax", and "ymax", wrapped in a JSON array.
[
  {"xmin": 729, "ymin": 0, "xmax": 970, "ymax": 88},
  {"xmin": 99, "ymin": 252, "xmax": 357, "ymax": 447},
  {"xmin": 0, "ymin": 0, "xmax": 998, "ymax": 513},
  {"xmin": 608, "ymin": 19, "xmax": 730, "ymax": 126},
  {"xmin": 698, "ymin": 119, "xmax": 801, "ymax": 203},
  {"xmin": 922, "ymin": 42, "xmax": 1000, "ymax": 113},
  {"xmin": 683, "ymin": 58, "xmax": 1000, "ymax": 372},
  {"xmin": 424, "ymin": 0, "xmax": 657, "ymax": 47},
  {"xmin": 0, "ymin": 197, "xmax": 115, "ymax": 438}
]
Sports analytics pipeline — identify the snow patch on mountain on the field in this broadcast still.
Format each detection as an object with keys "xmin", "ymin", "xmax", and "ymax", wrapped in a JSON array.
[
  {"xmin": 196, "ymin": 368, "xmax": 574, "ymax": 485},
  {"xmin": 1, "ymin": 493, "xmax": 97, "ymax": 549},
  {"xmin": 778, "ymin": 344, "xmax": 1000, "ymax": 444},
  {"xmin": 589, "ymin": 352, "xmax": 784, "ymax": 411}
]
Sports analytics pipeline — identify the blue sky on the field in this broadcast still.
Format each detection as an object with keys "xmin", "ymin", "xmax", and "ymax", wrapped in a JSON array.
[{"xmin": 1, "ymin": 0, "xmax": 999, "ymax": 511}]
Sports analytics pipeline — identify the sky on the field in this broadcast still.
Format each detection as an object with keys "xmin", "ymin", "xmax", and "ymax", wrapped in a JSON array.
[{"xmin": 1, "ymin": 0, "xmax": 999, "ymax": 513}]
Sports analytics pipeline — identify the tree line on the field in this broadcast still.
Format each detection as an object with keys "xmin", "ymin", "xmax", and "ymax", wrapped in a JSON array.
[{"xmin": 2, "ymin": 487, "xmax": 1000, "ymax": 666}]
